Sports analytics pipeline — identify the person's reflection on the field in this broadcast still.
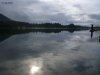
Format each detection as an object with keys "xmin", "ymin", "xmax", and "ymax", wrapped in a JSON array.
[
  {"xmin": 99, "ymin": 36, "xmax": 100, "ymax": 43},
  {"xmin": 91, "ymin": 31, "xmax": 93, "ymax": 38}
]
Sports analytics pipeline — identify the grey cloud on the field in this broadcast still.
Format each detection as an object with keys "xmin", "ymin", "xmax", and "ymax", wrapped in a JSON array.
[
  {"xmin": 89, "ymin": 14, "xmax": 100, "ymax": 20},
  {"xmin": 30, "ymin": 13, "xmax": 75, "ymax": 24},
  {"xmin": 0, "ymin": 0, "xmax": 100, "ymax": 25},
  {"xmin": 0, "ymin": 0, "xmax": 91, "ymax": 25}
]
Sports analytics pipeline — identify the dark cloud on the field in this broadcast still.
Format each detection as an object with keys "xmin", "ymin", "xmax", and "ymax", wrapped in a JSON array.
[{"xmin": 89, "ymin": 14, "xmax": 100, "ymax": 20}]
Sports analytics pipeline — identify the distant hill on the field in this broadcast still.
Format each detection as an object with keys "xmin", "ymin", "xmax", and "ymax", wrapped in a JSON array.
[{"xmin": 0, "ymin": 13, "xmax": 10, "ymax": 21}]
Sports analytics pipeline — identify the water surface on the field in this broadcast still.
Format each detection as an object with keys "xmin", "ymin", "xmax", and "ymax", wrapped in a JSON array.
[{"xmin": 0, "ymin": 31, "xmax": 100, "ymax": 75}]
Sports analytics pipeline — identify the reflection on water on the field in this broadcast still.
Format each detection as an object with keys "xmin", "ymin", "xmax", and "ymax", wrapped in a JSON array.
[
  {"xmin": 0, "ymin": 31, "xmax": 100, "ymax": 75},
  {"xmin": 90, "ymin": 31, "xmax": 100, "ymax": 43},
  {"xmin": 30, "ymin": 65, "xmax": 40, "ymax": 74},
  {"xmin": 29, "ymin": 59, "xmax": 43, "ymax": 75}
]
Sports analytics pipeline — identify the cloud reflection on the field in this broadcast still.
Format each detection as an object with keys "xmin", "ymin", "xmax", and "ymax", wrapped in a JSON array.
[{"xmin": 0, "ymin": 31, "xmax": 100, "ymax": 75}]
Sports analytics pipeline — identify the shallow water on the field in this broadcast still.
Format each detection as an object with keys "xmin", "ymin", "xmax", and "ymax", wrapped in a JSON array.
[{"xmin": 0, "ymin": 31, "xmax": 100, "ymax": 75}]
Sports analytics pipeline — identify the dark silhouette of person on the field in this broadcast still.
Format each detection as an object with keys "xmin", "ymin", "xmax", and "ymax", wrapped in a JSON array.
[{"xmin": 90, "ymin": 24, "xmax": 94, "ymax": 38}]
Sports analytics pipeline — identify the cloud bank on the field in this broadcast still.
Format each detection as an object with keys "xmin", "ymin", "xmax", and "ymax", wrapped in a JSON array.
[{"xmin": 0, "ymin": 0, "xmax": 100, "ymax": 25}]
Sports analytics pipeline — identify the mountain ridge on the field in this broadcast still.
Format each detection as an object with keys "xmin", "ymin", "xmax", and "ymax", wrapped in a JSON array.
[
  {"xmin": 0, "ymin": 13, "xmax": 90, "ymax": 30},
  {"xmin": 0, "ymin": 13, "xmax": 11, "ymax": 21}
]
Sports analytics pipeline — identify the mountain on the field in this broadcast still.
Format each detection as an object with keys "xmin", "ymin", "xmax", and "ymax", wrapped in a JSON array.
[
  {"xmin": 0, "ymin": 13, "xmax": 10, "ymax": 21},
  {"xmin": 0, "ymin": 13, "xmax": 90, "ymax": 31}
]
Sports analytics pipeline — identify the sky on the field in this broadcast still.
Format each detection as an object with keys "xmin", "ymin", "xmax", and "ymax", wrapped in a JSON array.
[{"xmin": 0, "ymin": 0, "xmax": 100, "ymax": 25}]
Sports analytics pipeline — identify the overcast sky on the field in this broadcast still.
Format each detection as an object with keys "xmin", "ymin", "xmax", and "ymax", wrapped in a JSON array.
[{"xmin": 0, "ymin": 0, "xmax": 100, "ymax": 25}]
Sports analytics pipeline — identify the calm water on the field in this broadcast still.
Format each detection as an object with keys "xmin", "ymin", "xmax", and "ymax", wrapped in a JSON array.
[{"xmin": 0, "ymin": 31, "xmax": 100, "ymax": 75}]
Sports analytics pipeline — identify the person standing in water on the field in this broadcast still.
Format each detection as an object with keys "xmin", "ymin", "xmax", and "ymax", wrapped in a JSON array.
[{"xmin": 90, "ymin": 24, "xmax": 94, "ymax": 38}]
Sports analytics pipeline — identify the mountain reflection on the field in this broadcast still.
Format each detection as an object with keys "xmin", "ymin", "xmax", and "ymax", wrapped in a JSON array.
[
  {"xmin": 0, "ymin": 29, "xmax": 88, "ymax": 42},
  {"xmin": 0, "ymin": 29, "xmax": 100, "ymax": 43}
]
